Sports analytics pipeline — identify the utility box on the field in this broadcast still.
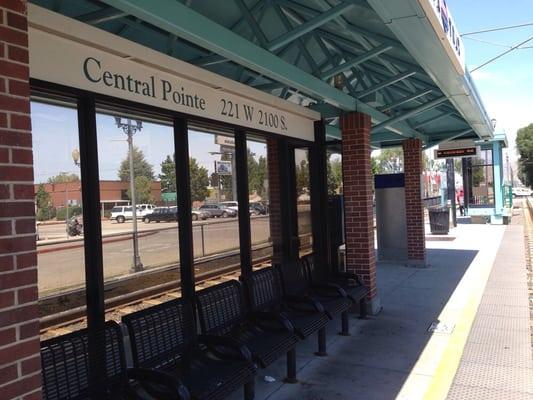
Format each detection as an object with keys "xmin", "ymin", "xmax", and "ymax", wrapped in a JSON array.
[{"xmin": 375, "ymin": 174, "xmax": 407, "ymax": 262}]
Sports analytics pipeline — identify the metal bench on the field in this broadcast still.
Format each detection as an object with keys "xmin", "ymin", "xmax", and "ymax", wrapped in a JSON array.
[
  {"xmin": 41, "ymin": 320, "xmax": 189, "ymax": 400},
  {"xmin": 301, "ymin": 254, "xmax": 369, "ymax": 318},
  {"xmin": 244, "ymin": 266, "xmax": 331, "ymax": 355},
  {"xmin": 273, "ymin": 259, "xmax": 354, "ymax": 335},
  {"xmin": 122, "ymin": 298, "xmax": 257, "ymax": 400},
  {"xmin": 196, "ymin": 280, "xmax": 300, "ymax": 383}
]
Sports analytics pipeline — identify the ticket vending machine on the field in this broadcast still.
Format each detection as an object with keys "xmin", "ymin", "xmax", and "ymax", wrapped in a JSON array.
[{"xmin": 375, "ymin": 174, "xmax": 408, "ymax": 262}]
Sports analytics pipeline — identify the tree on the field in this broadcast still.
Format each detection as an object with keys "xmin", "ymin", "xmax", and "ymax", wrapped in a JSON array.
[
  {"xmin": 35, "ymin": 184, "xmax": 55, "ymax": 221},
  {"xmin": 47, "ymin": 172, "xmax": 79, "ymax": 184},
  {"xmin": 118, "ymin": 146, "xmax": 154, "ymax": 181},
  {"xmin": 35, "ymin": 184, "xmax": 51, "ymax": 209},
  {"xmin": 189, "ymin": 158, "xmax": 209, "ymax": 202},
  {"xmin": 371, "ymin": 148, "xmax": 404, "ymax": 175},
  {"xmin": 247, "ymin": 149, "xmax": 268, "ymax": 198},
  {"xmin": 126, "ymin": 176, "xmax": 154, "ymax": 204},
  {"xmin": 516, "ymin": 123, "xmax": 533, "ymax": 187},
  {"xmin": 159, "ymin": 154, "xmax": 176, "ymax": 192},
  {"xmin": 327, "ymin": 157, "xmax": 342, "ymax": 195},
  {"xmin": 295, "ymin": 159, "xmax": 309, "ymax": 195}
]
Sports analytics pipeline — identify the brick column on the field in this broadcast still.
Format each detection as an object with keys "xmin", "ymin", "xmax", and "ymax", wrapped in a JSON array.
[
  {"xmin": 267, "ymin": 138, "xmax": 282, "ymax": 264},
  {"xmin": 402, "ymin": 138, "xmax": 426, "ymax": 266},
  {"xmin": 0, "ymin": 1, "xmax": 42, "ymax": 399},
  {"xmin": 340, "ymin": 112, "xmax": 380, "ymax": 314}
]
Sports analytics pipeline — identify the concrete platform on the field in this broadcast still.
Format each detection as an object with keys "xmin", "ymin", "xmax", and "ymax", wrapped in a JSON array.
[{"xmin": 225, "ymin": 223, "xmax": 532, "ymax": 400}]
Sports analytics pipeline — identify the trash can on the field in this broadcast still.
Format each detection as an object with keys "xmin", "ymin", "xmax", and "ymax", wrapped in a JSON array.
[{"xmin": 428, "ymin": 206, "xmax": 450, "ymax": 234}]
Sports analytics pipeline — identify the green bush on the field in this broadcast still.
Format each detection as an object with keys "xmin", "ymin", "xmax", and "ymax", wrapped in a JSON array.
[
  {"xmin": 56, "ymin": 206, "xmax": 82, "ymax": 221},
  {"xmin": 36, "ymin": 207, "xmax": 56, "ymax": 221}
]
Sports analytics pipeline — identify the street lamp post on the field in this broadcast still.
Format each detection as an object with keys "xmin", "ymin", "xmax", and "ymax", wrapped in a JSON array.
[{"xmin": 115, "ymin": 117, "xmax": 144, "ymax": 273}]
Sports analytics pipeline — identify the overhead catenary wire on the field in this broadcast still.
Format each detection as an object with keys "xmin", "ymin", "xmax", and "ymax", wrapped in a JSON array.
[
  {"xmin": 464, "ymin": 36, "xmax": 533, "ymax": 49},
  {"xmin": 461, "ymin": 21, "xmax": 533, "ymax": 36},
  {"xmin": 470, "ymin": 35, "xmax": 533, "ymax": 72}
]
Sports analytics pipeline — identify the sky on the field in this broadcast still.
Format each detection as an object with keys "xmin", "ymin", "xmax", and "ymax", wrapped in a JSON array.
[
  {"xmin": 31, "ymin": 102, "xmax": 268, "ymax": 183},
  {"xmin": 32, "ymin": 1, "xmax": 533, "ymax": 181},
  {"xmin": 447, "ymin": 0, "xmax": 533, "ymax": 164}
]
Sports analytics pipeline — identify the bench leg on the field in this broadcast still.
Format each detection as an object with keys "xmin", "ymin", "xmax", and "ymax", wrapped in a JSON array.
[
  {"xmin": 284, "ymin": 348, "xmax": 298, "ymax": 383},
  {"xmin": 244, "ymin": 379, "xmax": 255, "ymax": 400},
  {"xmin": 315, "ymin": 327, "xmax": 327, "ymax": 356},
  {"xmin": 359, "ymin": 297, "xmax": 368, "ymax": 319},
  {"xmin": 340, "ymin": 310, "xmax": 350, "ymax": 336}
]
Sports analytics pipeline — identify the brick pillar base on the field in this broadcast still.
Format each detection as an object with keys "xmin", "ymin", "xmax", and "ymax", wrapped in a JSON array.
[
  {"xmin": 340, "ymin": 112, "xmax": 380, "ymax": 315},
  {"xmin": 267, "ymin": 138, "xmax": 282, "ymax": 264},
  {"xmin": 0, "ymin": 1, "xmax": 42, "ymax": 399},
  {"xmin": 403, "ymin": 138, "xmax": 427, "ymax": 266}
]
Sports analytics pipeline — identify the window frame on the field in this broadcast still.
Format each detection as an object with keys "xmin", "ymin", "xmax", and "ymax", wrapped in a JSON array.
[{"xmin": 30, "ymin": 78, "xmax": 315, "ymax": 334}]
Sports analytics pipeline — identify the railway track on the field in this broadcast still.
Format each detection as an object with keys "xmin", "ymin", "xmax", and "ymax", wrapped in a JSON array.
[{"xmin": 41, "ymin": 245, "xmax": 312, "ymax": 339}]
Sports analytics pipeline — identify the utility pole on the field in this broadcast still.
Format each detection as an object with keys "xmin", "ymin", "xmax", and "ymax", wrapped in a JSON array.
[{"xmin": 115, "ymin": 117, "xmax": 144, "ymax": 273}]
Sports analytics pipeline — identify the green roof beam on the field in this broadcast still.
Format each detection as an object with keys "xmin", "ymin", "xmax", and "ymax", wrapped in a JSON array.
[
  {"xmin": 373, "ymin": 96, "xmax": 449, "ymax": 131},
  {"xmin": 379, "ymin": 89, "xmax": 433, "ymax": 112},
  {"xmin": 77, "ymin": 7, "xmax": 128, "ymax": 24},
  {"xmin": 99, "ymin": 0, "xmax": 425, "ymax": 139},
  {"xmin": 267, "ymin": 2, "xmax": 354, "ymax": 52},
  {"xmin": 320, "ymin": 43, "xmax": 393, "ymax": 80},
  {"xmin": 356, "ymin": 71, "xmax": 416, "ymax": 99}
]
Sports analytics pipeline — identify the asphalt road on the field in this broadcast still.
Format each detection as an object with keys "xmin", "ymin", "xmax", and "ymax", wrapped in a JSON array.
[{"xmin": 38, "ymin": 216, "xmax": 272, "ymax": 296}]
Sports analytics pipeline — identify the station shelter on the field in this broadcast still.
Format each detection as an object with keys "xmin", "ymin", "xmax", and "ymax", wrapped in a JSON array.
[
  {"xmin": 0, "ymin": 0, "xmax": 497, "ymax": 398},
  {"xmin": 462, "ymin": 134, "xmax": 511, "ymax": 224}
]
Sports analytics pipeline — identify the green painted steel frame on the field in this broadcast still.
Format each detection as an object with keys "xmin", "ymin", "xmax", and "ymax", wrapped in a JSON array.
[{"xmin": 99, "ymin": 0, "xmax": 427, "ymax": 140}]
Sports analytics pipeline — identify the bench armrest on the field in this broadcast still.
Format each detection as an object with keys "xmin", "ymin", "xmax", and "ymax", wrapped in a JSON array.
[
  {"xmin": 311, "ymin": 282, "xmax": 348, "ymax": 298},
  {"xmin": 127, "ymin": 367, "xmax": 190, "ymax": 400},
  {"xmin": 284, "ymin": 294, "xmax": 325, "ymax": 313},
  {"xmin": 250, "ymin": 311, "xmax": 295, "ymax": 333},
  {"xmin": 198, "ymin": 334, "xmax": 252, "ymax": 362},
  {"xmin": 333, "ymin": 272, "xmax": 364, "ymax": 286}
]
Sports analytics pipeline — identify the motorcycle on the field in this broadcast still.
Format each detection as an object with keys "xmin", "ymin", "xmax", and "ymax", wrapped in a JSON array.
[{"xmin": 66, "ymin": 217, "xmax": 83, "ymax": 237}]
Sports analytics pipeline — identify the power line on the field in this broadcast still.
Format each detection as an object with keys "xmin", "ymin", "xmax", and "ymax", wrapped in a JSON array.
[
  {"xmin": 464, "ymin": 36, "xmax": 533, "ymax": 49},
  {"xmin": 471, "ymin": 36, "xmax": 533, "ymax": 72},
  {"xmin": 462, "ymin": 21, "xmax": 533, "ymax": 36}
]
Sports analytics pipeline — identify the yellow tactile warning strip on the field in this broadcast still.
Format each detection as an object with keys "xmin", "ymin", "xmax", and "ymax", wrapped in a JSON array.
[
  {"xmin": 396, "ymin": 225, "xmax": 506, "ymax": 400},
  {"xmin": 423, "ymin": 201, "xmax": 533, "ymax": 400}
]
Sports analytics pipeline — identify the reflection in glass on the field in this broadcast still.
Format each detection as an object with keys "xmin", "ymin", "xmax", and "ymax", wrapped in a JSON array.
[
  {"xmin": 188, "ymin": 129, "xmax": 240, "ymax": 283},
  {"xmin": 96, "ymin": 110, "xmax": 179, "ymax": 289},
  {"xmin": 469, "ymin": 150, "xmax": 494, "ymax": 206},
  {"xmin": 294, "ymin": 148, "xmax": 312, "ymax": 252},
  {"xmin": 247, "ymin": 137, "xmax": 270, "ymax": 247},
  {"xmin": 32, "ymin": 101, "xmax": 86, "ymax": 304}
]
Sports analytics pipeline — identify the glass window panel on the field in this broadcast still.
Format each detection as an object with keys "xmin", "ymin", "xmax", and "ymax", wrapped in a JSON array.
[
  {"xmin": 188, "ymin": 128, "xmax": 240, "ymax": 285},
  {"xmin": 247, "ymin": 136, "xmax": 271, "ymax": 265},
  {"xmin": 95, "ymin": 109, "xmax": 180, "ymax": 307},
  {"xmin": 470, "ymin": 165, "xmax": 495, "ymax": 206},
  {"xmin": 294, "ymin": 148, "xmax": 312, "ymax": 253},
  {"xmin": 31, "ymin": 100, "xmax": 86, "ymax": 322}
]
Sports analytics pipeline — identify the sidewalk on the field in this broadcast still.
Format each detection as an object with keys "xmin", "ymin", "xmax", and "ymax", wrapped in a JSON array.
[{"xmin": 226, "ymin": 222, "xmax": 531, "ymax": 400}]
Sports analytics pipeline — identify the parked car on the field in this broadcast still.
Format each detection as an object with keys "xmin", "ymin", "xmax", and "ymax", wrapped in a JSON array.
[
  {"xmin": 199, "ymin": 204, "xmax": 237, "ymax": 218},
  {"xmin": 144, "ymin": 207, "xmax": 208, "ymax": 223},
  {"xmin": 137, "ymin": 203, "xmax": 156, "ymax": 217},
  {"xmin": 512, "ymin": 187, "xmax": 532, "ymax": 197},
  {"xmin": 249, "ymin": 202, "xmax": 267, "ymax": 215},
  {"xmin": 110, "ymin": 206, "xmax": 135, "ymax": 223},
  {"xmin": 219, "ymin": 201, "xmax": 239, "ymax": 212},
  {"xmin": 110, "ymin": 205, "xmax": 156, "ymax": 223},
  {"xmin": 144, "ymin": 207, "xmax": 175, "ymax": 223}
]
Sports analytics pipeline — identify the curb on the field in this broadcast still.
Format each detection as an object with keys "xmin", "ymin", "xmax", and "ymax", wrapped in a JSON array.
[{"xmin": 37, "ymin": 230, "xmax": 158, "ymax": 255}]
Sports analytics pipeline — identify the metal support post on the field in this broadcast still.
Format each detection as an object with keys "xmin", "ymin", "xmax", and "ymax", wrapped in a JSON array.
[{"xmin": 446, "ymin": 158, "xmax": 457, "ymax": 227}]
